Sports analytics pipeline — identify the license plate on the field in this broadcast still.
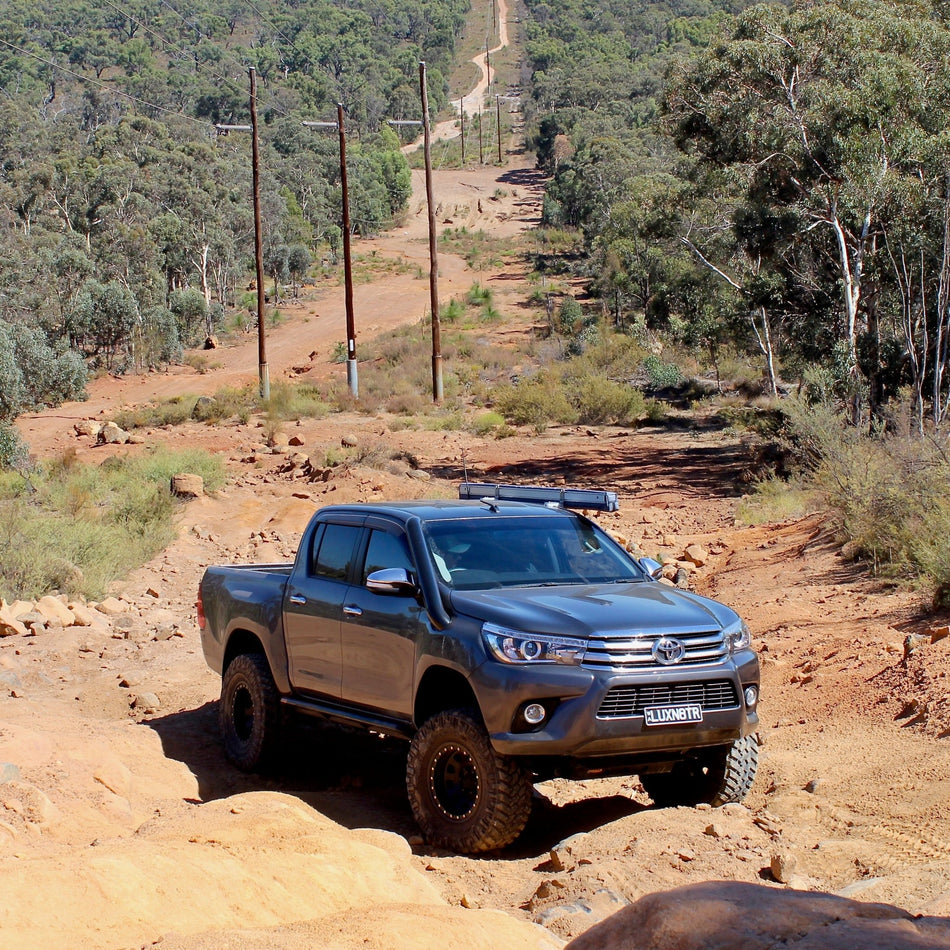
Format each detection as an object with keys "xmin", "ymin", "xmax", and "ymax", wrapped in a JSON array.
[{"xmin": 644, "ymin": 703, "xmax": 703, "ymax": 727}]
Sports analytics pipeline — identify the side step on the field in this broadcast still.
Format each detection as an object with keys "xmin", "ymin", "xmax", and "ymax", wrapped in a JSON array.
[{"xmin": 281, "ymin": 696, "xmax": 413, "ymax": 739}]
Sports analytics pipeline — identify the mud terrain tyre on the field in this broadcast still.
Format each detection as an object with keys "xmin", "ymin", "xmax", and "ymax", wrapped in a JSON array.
[
  {"xmin": 406, "ymin": 708, "xmax": 533, "ymax": 853},
  {"xmin": 641, "ymin": 734, "xmax": 758, "ymax": 808},
  {"xmin": 220, "ymin": 653, "xmax": 283, "ymax": 771}
]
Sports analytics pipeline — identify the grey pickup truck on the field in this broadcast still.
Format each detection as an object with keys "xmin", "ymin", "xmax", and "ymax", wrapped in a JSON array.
[{"xmin": 198, "ymin": 483, "xmax": 760, "ymax": 853}]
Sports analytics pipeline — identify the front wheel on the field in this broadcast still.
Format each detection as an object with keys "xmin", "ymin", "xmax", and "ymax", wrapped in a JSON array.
[
  {"xmin": 406, "ymin": 708, "xmax": 533, "ymax": 853},
  {"xmin": 220, "ymin": 653, "xmax": 283, "ymax": 771},
  {"xmin": 641, "ymin": 734, "xmax": 759, "ymax": 808}
]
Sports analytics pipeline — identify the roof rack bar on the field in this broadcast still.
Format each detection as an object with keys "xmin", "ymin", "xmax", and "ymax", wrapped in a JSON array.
[{"xmin": 458, "ymin": 482, "xmax": 619, "ymax": 512}]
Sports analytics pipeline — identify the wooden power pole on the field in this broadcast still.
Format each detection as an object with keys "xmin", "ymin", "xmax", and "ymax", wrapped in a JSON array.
[
  {"xmin": 336, "ymin": 103, "xmax": 358, "ymax": 398},
  {"xmin": 249, "ymin": 67, "xmax": 269, "ymax": 401},
  {"xmin": 303, "ymin": 106, "xmax": 358, "ymax": 398},
  {"xmin": 419, "ymin": 62, "xmax": 443, "ymax": 403},
  {"xmin": 496, "ymin": 94, "xmax": 503, "ymax": 164}
]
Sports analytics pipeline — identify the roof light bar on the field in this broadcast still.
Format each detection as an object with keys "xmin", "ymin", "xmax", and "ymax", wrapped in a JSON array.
[{"xmin": 458, "ymin": 482, "xmax": 619, "ymax": 512}]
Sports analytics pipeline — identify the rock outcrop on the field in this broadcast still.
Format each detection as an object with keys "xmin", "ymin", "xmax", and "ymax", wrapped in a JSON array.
[{"xmin": 564, "ymin": 881, "xmax": 950, "ymax": 950}]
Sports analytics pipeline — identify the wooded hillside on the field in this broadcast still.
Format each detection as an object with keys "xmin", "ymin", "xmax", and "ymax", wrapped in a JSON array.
[
  {"xmin": 0, "ymin": 0, "xmax": 467, "ymax": 431},
  {"xmin": 5, "ymin": 0, "xmax": 950, "ymax": 450},
  {"xmin": 523, "ymin": 0, "xmax": 950, "ymax": 432}
]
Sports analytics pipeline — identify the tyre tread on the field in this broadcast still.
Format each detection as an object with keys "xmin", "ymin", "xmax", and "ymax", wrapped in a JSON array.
[
  {"xmin": 407, "ymin": 708, "xmax": 532, "ymax": 853},
  {"xmin": 220, "ymin": 652, "xmax": 283, "ymax": 772},
  {"xmin": 642, "ymin": 733, "xmax": 758, "ymax": 808}
]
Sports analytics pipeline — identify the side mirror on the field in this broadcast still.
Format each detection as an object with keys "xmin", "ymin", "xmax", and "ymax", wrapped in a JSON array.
[
  {"xmin": 366, "ymin": 568, "xmax": 418, "ymax": 595},
  {"xmin": 638, "ymin": 557, "xmax": 664, "ymax": 580}
]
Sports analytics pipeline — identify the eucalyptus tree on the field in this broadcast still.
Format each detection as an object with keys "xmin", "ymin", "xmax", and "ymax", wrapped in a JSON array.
[{"xmin": 664, "ymin": 0, "xmax": 950, "ymax": 424}]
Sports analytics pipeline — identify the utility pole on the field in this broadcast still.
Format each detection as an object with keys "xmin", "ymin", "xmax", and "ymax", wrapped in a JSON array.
[
  {"xmin": 459, "ymin": 97, "xmax": 465, "ymax": 164},
  {"xmin": 303, "ymin": 104, "xmax": 358, "ymax": 398},
  {"xmin": 496, "ymin": 94, "xmax": 502, "ymax": 164},
  {"xmin": 249, "ymin": 67, "xmax": 269, "ymax": 401},
  {"xmin": 419, "ymin": 62, "xmax": 443, "ymax": 403},
  {"xmin": 216, "ymin": 73, "xmax": 268, "ymax": 401},
  {"xmin": 485, "ymin": 41, "xmax": 491, "ymax": 100},
  {"xmin": 478, "ymin": 112, "xmax": 484, "ymax": 164}
]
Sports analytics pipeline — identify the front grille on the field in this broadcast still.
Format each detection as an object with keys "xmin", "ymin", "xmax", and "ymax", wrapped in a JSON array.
[
  {"xmin": 583, "ymin": 628, "xmax": 727, "ymax": 670},
  {"xmin": 597, "ymin": 680, "xmax": 739, "ymax": 719}
]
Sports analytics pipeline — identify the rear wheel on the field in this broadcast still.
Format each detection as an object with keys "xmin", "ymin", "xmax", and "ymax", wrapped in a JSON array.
[
  {"xmin": 406, "ymin": 708, "xmax": 533, "ymax": 853},
  {"xmin": 220, "ymin": 653, "xmax": 283, "ymax": 771},
  {"xmin": 641, "ymin": 734, "xmax": 759, "ymax": 808}
]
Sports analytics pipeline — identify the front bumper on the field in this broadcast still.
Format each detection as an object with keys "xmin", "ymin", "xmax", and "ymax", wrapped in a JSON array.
[{"xmin": 471, "ymin": 649, "xmax": 759, "ymax": 759}]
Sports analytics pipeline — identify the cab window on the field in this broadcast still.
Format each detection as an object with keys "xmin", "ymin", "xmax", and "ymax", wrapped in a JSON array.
[
  {"xmin": 313, "ymin": 524, "xmax": 361, "ymax": 580},
  {"xmin": 362, "ymin": 529, "xmax": 415, "ymax": 583}
]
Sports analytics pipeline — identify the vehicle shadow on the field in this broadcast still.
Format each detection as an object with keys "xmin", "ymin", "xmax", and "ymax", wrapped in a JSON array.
[{"xmin": 147, "ymin": 704, "xmax": 648, "ymax": 858}]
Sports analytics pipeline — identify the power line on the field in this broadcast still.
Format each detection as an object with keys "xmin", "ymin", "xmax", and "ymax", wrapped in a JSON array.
[
  {"xmin": 0, "ymin": 37, "xmax": 211, "ymax": 130},
  {"xmin": 0, "ymin": 34, "xmax": 311, "ymax": 198},
  {"xmin": 102, "ymin": 0, "xmax": 251, "ymax": 107},
  {"xmin": 106, "ymin": 0, "xmax": 293, "ymax": 121},
  {"xmin": 238, "ymin": 0, "xmax": 303, "ymax": 55},
  {"xmin": 237, "ymin": 0, "xmax": 349, "ymax": 100}
]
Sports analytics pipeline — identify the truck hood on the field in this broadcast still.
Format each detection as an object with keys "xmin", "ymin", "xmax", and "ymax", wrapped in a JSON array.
[{"xmin": 448, "ymin": 581, "xmax": 738, "ymax": 637}]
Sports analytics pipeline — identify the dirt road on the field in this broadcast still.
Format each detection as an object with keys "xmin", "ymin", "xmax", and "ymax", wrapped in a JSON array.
[{"xmin": 5, "ymin": 93, "xmax": 950, "ymax": 950}]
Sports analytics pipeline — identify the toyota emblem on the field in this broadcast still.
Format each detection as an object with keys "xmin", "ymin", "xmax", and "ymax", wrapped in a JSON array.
[{"xmin": 652, "ymin": 636, "xmax": 686, "ymax": 665}]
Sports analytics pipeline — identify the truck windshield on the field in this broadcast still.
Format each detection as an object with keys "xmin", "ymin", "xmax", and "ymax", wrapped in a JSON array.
[{"xmin": 423, "ymin": 515, "xmax": 646, "ymax": 590}]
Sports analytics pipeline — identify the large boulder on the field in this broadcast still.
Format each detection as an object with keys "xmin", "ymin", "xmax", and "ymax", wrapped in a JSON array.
[
  {"xmin": 564, "ymin": 881, "xmax": 950, "ymax": 950},
  {"xmin": 97, "ymin": 422, "xmax": 129, "ymax": 445},
  {"xmin": 170, "ymin": 473, "xmax": 204, "ymax": 498},
  {"xmin": 36, "ymin": 596, "xmax": 75, "ymax": 627}
]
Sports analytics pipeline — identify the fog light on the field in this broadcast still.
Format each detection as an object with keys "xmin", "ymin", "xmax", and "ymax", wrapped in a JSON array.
[
  {"xmin": 523, "ymin": 703, "xmax": 547, "ymax": 725},
  {"xmin": 744, "ymin": 686, "xmax": 758, "ymax": 708}
]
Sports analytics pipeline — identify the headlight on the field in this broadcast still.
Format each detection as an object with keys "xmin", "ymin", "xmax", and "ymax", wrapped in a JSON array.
[
  {"xmin": 482, "ymin": 622, "xmax": 586, "ymax": 665},
  {"xmin": 724, "ymin": 619, "xmax": 752, "ymax": 654}
]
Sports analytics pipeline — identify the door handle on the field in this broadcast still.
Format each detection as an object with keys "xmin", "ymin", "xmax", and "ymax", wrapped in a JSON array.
[
  {"xmin": 343, "ymin": 604, "xmax": 363, "ymax": 617},
  {"xmin": 288, "ymin": 594, "xmax": 307, "ymax": 605}
]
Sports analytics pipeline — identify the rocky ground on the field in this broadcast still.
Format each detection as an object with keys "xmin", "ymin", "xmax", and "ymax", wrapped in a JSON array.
[{"xmin": 4, "ymin": 159, "xmax": 950, "ymax": 949}]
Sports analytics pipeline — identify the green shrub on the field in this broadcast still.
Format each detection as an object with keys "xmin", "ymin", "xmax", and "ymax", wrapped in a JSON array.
[
  {"xmin": 193, "ymin": 386, "xmax": 258, "ymax": 423},
  {"xmin": 0, "ymin": 423, "xmax": 28, "ymax": 471},
  {"xmin": 466, "ymin": 282, "xmax": 492, "ymax": 306},
  {"xmin": 0, "ymin": 320, "xmax": 87, "ymax": 419},
  {"xmin": 643, "ymin": 354, "xmax": 684, "ymax": 388},
  {"xmin": 113, "ymin": 396, "xmax": 198, "ymax": 430},
  {"xmin": 557, "ymin": 297, "xmax": 583, "ymax": 334},
  {"xmin": 736, "ymin": 477, "xmax": 818, "ymax": 525},
  {"xmin": 780, "ymin": 397, "xmax": 950, "ymax": 593},
  {"xmin": 471, "ymin": 411, "xmax": 505, "ymax": 435},
  {"xmin": 644, "ymin": 399, "xmax": 668, "ymax": 424},
  {"xmin": 424, "ymin": 412, "xmax": 466, "ymax": 431},
  {"xmin": 0, "ymin": 447, "xmax": 226, "ymax": 600},
  {"xmin": 183, "ymin": 352, "xmax": 211, "ymax": 374},
  {"xmin": 493, "ymin": 375, "xmax": 578, "ymax": 429},
  {"xmin": 442, "ymin": 297, "xmax": 466, "ymax": 322},
  {"xmin": 265, "ymin": 382, "xmax": 329, "ymax": 421},
  {"xmin": 568, "ymin": 377, "xmax": 645, "ymax": 425}
]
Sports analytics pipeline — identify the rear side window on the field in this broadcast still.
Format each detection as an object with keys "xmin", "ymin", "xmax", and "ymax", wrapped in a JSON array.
[{"xmin": 312, "ymin": 524, "xmax": 361, "ymax": 580}]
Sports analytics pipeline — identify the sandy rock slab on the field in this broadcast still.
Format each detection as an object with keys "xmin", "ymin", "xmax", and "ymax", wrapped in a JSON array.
[
  {"xmin": 150, "ymin": 903, "xmax": 562, "ymax": 950},
  {"xmin": 564, "ymin": 881, "xmax": 950, "ymax": 950},
  {"xmin": 0, "ymin": 791, "xmax": 560, "ymax": 950}
]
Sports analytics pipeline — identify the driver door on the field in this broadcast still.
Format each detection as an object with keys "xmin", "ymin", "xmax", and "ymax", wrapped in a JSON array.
[{"xmin": 340, "ymin": 526, "xmax": 422, "ymax": 717}]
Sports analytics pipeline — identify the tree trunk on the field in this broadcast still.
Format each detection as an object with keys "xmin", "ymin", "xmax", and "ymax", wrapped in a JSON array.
[{"xmin": 751, "ymin": 306, "xmax": 778, "ymax": 396}]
